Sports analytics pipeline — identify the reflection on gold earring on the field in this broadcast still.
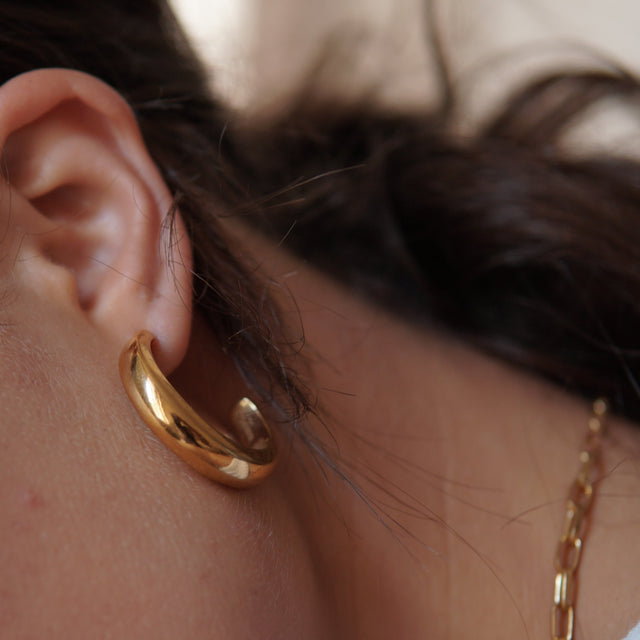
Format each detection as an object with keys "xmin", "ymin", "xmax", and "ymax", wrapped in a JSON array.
[{"xmin": 119, "ymin": 330, "xmax": 277, "ymax": 488}]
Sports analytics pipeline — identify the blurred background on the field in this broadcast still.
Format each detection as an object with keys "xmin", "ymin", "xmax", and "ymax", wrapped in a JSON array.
[{"xmin": 169, "ymin": 1, "xmax": 640, "ymax": 145}]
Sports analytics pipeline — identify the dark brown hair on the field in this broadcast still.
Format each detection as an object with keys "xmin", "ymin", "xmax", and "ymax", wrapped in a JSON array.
[{"xmin": 3, "ymin": 1, "xmax": 640, "ymax": 424}]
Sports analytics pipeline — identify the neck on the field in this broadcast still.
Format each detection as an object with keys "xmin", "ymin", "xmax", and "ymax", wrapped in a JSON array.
[
  {"xmin": 279, "ymin": 288, "xmax": 578, "ymax": 638},
  {"xmin": 183, "ymin": 229, "xmax": 640, "ymax": 639}
]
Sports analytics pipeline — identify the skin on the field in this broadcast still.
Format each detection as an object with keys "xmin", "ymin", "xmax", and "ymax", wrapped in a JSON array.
[{"xmin": 1, "ymin": 68, "xmax": 640, "ymax": 639}]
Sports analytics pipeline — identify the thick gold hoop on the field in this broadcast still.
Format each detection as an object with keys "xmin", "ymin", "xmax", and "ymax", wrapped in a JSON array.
[{"xmin": 119, "ymin": 330, "xmax": 277, "ymax": 488}]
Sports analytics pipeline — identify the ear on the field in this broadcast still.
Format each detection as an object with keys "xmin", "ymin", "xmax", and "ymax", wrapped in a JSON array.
[{"xmin": 0, "ymin": 69, "xmax": 193, "ymax": 372}]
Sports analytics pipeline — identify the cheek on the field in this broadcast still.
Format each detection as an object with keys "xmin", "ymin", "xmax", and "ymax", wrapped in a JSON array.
[{"xmin": 0, "ymin": 327, "xmax": 329, "ymax": 639}]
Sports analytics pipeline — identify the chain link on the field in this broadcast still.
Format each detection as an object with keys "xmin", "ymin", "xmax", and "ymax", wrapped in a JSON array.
[{"xmin": 550, "ymin": 398, "xmax": 607, "ymax": 640}]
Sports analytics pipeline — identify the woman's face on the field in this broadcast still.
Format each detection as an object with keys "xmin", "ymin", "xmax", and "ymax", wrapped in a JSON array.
[
  {"xmin": 0, "ymin": 249, "xmax": 326, "ymax": 638},
  {"xmin": 4, "ymin": 222, "xmax": 353, "ymax": 640}
]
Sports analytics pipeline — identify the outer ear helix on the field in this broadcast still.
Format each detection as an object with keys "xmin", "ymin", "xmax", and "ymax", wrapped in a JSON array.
[{"xmin": 119, "ymin": 330, "xmax": 278, "ymax": 488}]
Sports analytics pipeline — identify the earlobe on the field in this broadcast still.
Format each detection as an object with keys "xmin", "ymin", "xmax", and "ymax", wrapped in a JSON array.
[{"xmin": 0, "ymin": 69, "xmax": 193, "ymax": 372}]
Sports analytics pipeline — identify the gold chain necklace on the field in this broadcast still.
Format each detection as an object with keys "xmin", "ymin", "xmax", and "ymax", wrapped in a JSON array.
[{"xmin": 551, "ymin": 398, "xmax": 608, "ymax": 640}]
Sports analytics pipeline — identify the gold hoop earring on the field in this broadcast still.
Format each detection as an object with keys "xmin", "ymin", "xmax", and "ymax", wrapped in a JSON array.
[{"xmin": 119, "ymin": 330, "xmax": 277, "ymax": 488}]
